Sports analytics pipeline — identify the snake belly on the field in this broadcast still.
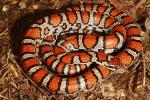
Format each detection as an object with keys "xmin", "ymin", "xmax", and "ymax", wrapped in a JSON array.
[{"xmin": 20, "ymin": 3, "xmax": 143, "ymax": 95}]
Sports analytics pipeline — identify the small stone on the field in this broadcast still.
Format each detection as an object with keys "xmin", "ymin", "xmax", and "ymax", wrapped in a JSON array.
[
  {"xmin": 2, "ymin": 5, "xmax": 9, "ymax": 12},
  {"xmin": 135, "ymin": 84, "xmax": 144, "ymax": 93},
  {"xmin": 100, "ymin": 82, "xmax": 115, "ymax": 99},
  {"xmin": 19, "ymin": 0, "xmax": 27, "ymax": 9},
  {"xmin": 11, "ymin": 0, "xmax": 18, "ymax": 4},
  {"xmin": 116, "ymin": 89, "xmax": 126, "ymax": 100},
  {"xmin": 31, "ymin": 5, "xmax": 39, "ymax": 10}
]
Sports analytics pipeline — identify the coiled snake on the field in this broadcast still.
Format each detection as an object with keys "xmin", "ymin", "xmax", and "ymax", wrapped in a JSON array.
[{"xmin": 20, "ymin": 3, "xmax": 143, "ymax": 95}]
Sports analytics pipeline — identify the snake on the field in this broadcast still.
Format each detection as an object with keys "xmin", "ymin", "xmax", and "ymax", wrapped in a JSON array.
[{"xmin": 20, "ymin": 3, "xmax": 143, "ymax": 95}]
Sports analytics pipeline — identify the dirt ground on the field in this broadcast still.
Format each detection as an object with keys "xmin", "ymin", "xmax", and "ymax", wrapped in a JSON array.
[{"xmin": 0, "ymin": 0, "xmax": 150, "ymax": 100}]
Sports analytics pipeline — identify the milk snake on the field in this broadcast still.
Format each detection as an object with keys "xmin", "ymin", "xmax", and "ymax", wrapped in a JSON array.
[{"xmin": 20, "ymin": 3, "xmax": 143, "ymax": 95}]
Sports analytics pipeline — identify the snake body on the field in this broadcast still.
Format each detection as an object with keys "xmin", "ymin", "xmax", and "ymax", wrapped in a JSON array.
[{"xmin": 20, "ymin": 3, "xmax": 142, "ymax": 95}]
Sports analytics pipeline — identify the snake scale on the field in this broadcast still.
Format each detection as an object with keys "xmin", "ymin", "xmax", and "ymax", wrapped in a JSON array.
[{"xmin": 20, "ymin": 3, "xmax": 143, "ymax": 95}]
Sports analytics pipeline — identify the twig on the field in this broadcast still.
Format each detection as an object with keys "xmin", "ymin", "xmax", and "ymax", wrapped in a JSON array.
[
  {"xmin": 0, "ymin": 94, "xmax": 8, "ymax": 100},
  {"xmin": 128, "ymin": 74, "xmax": 134, "ymax": 94},
  {"xmin": 0, "ymin": 88, "xmax": 8, "ymax": 95},
  {"xmin": 0, "ymin": 28, "xmax": 8, "ymax": 37},
  {"xmin": 142, "ymin": 48, "xmax": 146, "ymax": 88},
  {"xmin": 0, "ymin": 69, "xmax": 10, "ymax": 80},
  {"xmin": 132, "ymin": 59, "xmax": 142, "ymax": 70},
  {"xmin": 6, "ymin": 49, "xmax": 11, "ymax": 64},
  {"xmin": 9, "ymin": 54, "xmax": 39, "ymax": 89},
  {"xmin": 0, "ymin": 65, "xmax": 8, "ymax": 74},
  {"xmin": 1, "ymin": 49, "xmax": 11, "ymax": 68},
  {"xmin": 128, "ymin": 56, "xmax": 142, "ymax": 94},
  {"xmin": 135, "ymin": 0, "xmax": 147, "ymax": 9},
  {"xmin": 8, "ymin": 69, "xmax": 11, "ymax": 100}
]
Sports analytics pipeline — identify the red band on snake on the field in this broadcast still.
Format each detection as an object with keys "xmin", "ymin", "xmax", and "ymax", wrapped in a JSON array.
[{"xmin": 20, "ymin": 3, "xmax": 142, "ymax": 95}]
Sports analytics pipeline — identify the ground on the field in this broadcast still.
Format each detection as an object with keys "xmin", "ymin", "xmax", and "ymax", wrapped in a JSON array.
[{"xmin": 0, "ymin": 0, "xmax": 150, "ymax": 100}]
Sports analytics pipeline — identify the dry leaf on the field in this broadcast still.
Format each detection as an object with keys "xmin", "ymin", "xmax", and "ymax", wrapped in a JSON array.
[
  {"xmin": 145, "ymin": 17, "xmax": 150, "ymax": 33},
  {"xmin": 9, "ymin": 63, "xmax": 19, "ymax": 78},
  {"xmin": 100, "ymin": 82, "xmax": 115, "ymax": 99}
]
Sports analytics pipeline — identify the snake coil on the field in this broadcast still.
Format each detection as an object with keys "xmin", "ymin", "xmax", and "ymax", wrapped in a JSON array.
[{"xmin": 20, "ymin": 3, "xmax": 142, "ymax": 95}]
